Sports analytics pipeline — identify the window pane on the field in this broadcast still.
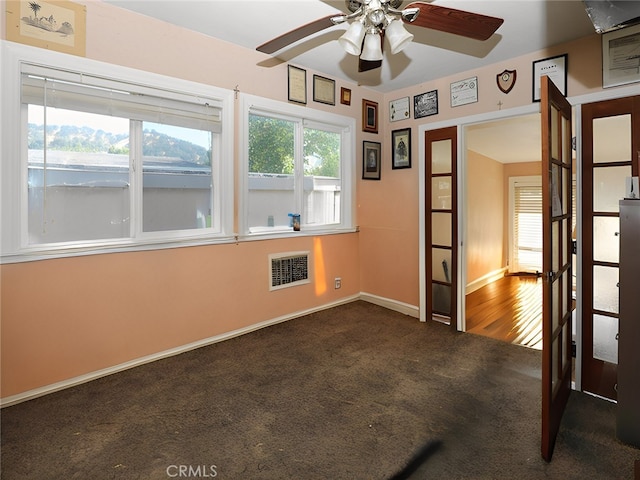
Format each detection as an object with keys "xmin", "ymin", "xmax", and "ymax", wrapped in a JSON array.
[
  {"xmin": 142, "ymin": 122, "xmax": 213, "ymax": 232},
  {"xmin": 248, "ymin": 114, "xmax": 295, "ymax": 230},
  {"xmin": 28, "ymin": 106, "xmax": 130, "ymax": 244},
  {"xmin": 303, "ymin": 127, "xmax": 341, "ymax": 226}
]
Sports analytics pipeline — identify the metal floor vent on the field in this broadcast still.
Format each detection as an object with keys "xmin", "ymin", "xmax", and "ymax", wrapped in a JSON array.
[{"xmin": 270, "ymin": 252, "xmax": 310, "ymax": 290}]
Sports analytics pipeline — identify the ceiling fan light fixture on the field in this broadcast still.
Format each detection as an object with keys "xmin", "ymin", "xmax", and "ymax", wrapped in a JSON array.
[
  {"xmin": 339, "ymin": 20, "xmax": 366, "ymax": 55},
  {"xmin": 386, "ymin": 18, "xmax": 413, "ymax": 54},
  {"xmin": 360, "ymin": 31, "xmax": 383, "ymax": 61}
]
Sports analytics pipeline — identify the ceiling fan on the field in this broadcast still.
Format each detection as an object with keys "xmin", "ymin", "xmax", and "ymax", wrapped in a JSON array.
[{"xmin": 256, "ymin": 0, "xmax": 504, "ymax": 72}]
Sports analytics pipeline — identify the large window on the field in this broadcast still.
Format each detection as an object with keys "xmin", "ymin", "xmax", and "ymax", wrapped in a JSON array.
[
  {"xmin": 241, "ymin": 95, "xmax": 355, "ymax": 235},
  {"xmin": 1, "ymin": 44, "xmax": 233, "ymax": 259}
]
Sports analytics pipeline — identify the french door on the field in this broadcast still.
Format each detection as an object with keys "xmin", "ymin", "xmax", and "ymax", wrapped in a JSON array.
[
  {"xmin": 425, "ymin": 127, "xmax": 457, "ymax": 328},
  {"xmin": 581, "ymin": 95, "xmax": 640, "ymax": 401},
  {"xmin": 540, "ymin": 76, "xmax": 573, "ymax": 461}
]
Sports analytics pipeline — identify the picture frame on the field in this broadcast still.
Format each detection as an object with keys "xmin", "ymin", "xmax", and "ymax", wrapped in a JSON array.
[
  {"xmin": 362, "ymin": 141, "xmax": 381, "ymax": 180},
  {"xmin": 362, "ymin": 99, "xmax": 378, "ymax": 133},
  {"xmin": 413, "ymin": 90, "xmax": 438, "ymax": 118},
  {"xmin": 288, "ymin": 65, "xmax": 307, "ymax": 104},
  {"xmin": 313, "ymin": 74, "xmax": 335, "ymax": 105},
  {"xmin": 391, "ymin": 128, "xmax": 411, "ymax": 169},
  {"xmin": 602, "ymin": 24, "xmax": 640, "ymax": 88},
  {"xmin": 389, "ymin": 96, "xmax": 410, "ymax": 122},
  {"xmin": 5, "ymin": 0, "xmax": 87, "ymax": 57},
  {"xmin": 340, "ymin": 87, "xmax": 351, "ymax": 106},
  {"xmin": 532, "ymin": 54, "xmax": 567, "ymax": 102},
  {"xmin": 450, "ymin": 76, "xmax": 478, "ymax": 107}
]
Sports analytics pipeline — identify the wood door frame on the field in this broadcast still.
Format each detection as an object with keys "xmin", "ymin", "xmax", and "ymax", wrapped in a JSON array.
[
  {"xmin": 425, "ymin": 126, "xmax": 458, "ymax": 327},
  {"xmin": 580, "ymin": 95, "xmax": 640, "ymax": 400}
]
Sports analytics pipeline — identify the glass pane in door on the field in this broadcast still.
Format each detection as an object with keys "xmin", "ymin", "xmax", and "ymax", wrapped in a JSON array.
[
  {"xmin": 593, "ymin": 115, "xmax": 631, "ymax": 163},
  {"xmin": 594, "ymin": 166, "xmax": 631, "ymax": 211},
  {"xmin": 593, "ymin": 216, "xmax": 620, "ymax": 263},
  {"xmin": 593, "ymin": 314, "xmax": 619, "ymax": 364},
  {"xmin": 593, "ymin": 265, "xmax": 619, "ymax": 314}
]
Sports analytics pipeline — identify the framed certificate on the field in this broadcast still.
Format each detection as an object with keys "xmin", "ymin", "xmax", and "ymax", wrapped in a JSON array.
[
  {"xmin": 287, "ymin": 65, "xmax": 307, "ymax": 104},
  {"xmin": 450, "ymin": 77, "xmax": 478, "ymax": 107},
  {"xmin": 602, "ymin": 24, "xmax": 640, "ymax": 88},
  {"xmin": 532, "ymin": 54, "xmax": 567, "ymax": 101},
  {"xmin": 313, "ymin": 75, "xmax": 335, "ymax": 105},
  {"xmin": 389, "ymin": 97, "xmax": 410, "ymax": 122}
]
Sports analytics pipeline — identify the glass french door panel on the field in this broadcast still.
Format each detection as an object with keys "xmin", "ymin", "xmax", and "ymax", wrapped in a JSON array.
[
  {"xmin": 593, "ymin": 115, "xmax": 631, "ymax": 163},
  {"xmin": 551, "ymin": 105, "xmax": 559, "ymax": 159},
  {"xmin": 593, "ymin": 265, "xmax": 619, "ymax": 314},
  {"xmin": 552, "ymin": 336, "xmax": 559, "ymax": 391},
  {"xmin": 432, "ymin": 248, "xmax": 452, "ymax": 283},
  {"xmin": 552, "ymin": 220, "xmax": 560, "ymax": 273},
  {"xmin": 593, "ymin": 314, "xmax": 619, "ymax": 364},
  {"xmin": 431, "ymin": 140, "xmax": 452, "ymax": 174},
  {"xmin": 594, "ymin": 166, "xmax": 632, "ymax": 212},
  {"xmin": 593, "ymin": 216, "xmax": 620, "ymax": 263},
  {"xmin": 552, "ymin": 278, "xmax": 560, "ymax": 332},
  {"xmin": 432, "ymin": 282, "xmax": 451, "ymax": 316},
  {"xmin": 432, "ymin": 177, "xmax": 451, "ymax": 209},
  {"xmin": 432, "ymin": 212, "xmax": 452, "ymax": 246}
]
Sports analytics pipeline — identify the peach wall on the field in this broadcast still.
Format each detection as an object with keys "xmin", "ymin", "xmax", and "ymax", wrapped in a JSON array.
[
  {"xmin": 0, "ymin": 0, "xmax": 616, "ymax": 401},
  {"xmin": 1, "ymin": 234, "xmax": 359, "ymax": 397},
  {"xmin": 466, "ymin": 151, "xmax": 504, "ymax": 283}
]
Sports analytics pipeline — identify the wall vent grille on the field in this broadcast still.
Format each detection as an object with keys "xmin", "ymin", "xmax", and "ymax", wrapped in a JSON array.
[{"xmin": 270, "ymin": 252, "xmax": 310, "ymax": 290}]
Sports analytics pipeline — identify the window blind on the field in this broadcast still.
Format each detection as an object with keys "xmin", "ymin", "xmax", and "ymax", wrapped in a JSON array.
[
  {"xmin": 514, "ymin": 183, "xmax": 543, "ymax": 273},
  {"xmin": 21, "ymin": 63, "xmax": 222, "ymax": 132}
]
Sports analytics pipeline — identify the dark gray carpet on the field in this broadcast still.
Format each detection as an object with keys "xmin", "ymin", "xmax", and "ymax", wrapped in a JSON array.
[{"xmin": 1, "ymin": 301, "xmax": 638, "ymax": 479}]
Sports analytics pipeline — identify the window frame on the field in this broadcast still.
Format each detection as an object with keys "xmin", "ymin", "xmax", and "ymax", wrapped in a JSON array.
[
  {"xmin": 239, "ymin": 93, "xmax": 356, "ymax": 238},
  {"xmin": 1, "ymin": 42, "xmax": 234, "ymax": 263}
]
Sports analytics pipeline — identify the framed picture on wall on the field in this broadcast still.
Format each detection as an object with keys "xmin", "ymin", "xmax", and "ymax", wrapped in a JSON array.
[
  {"xmin": 287, "ymin": 65, "xmax": 307, "ymax": 104},
  {"xmin": 602, "ymin": 24, "xmax": 640, "ymax": 88},
  {"xmin": 313, "ymin": 74, "xmax": 335, "ymax": 105},
  {"xmin": 363, "ymin": 141, "xmax": 381, "ymax": 180},
  {"xmin": 414, "ymin": 90, "xmax": 438, "ymax": 118},
  {"xmin": 362, "ymin": 99, "xmax": 378, "ymax": 133},
  {"xmin": 5, "ymin": 0, "xmax": 87, "ymax": 56},
  {"xmin": 392, "ymin": 128, "xmax": 411, "ymax": 169},
  {"xmin": 532, "ymin": 54, "xmax": 567, "ymax": 101}
]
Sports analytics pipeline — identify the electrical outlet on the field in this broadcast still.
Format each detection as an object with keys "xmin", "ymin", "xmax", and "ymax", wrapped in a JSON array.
[{"xmin": 334, "ymin": 277, "xmax": 341, "ymax": 289}]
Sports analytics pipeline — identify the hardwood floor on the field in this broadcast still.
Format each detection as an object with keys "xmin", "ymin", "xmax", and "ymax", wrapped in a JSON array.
[{"xmin": 465, "ymin": 275, "xmax": 542, "ymax": 350}]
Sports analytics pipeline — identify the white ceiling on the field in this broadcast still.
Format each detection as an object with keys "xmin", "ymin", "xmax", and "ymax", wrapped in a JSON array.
[{"xmin": 104, "ymin": 0, "xmax": 598, "ymax": 94}]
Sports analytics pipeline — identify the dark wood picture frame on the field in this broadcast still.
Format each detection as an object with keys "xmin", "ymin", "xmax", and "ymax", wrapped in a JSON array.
[
  {"xmin": 340, "ymin": 87, "xmax": 351, "ymax": 105},
  {"xmin": 362, "ymin": 99, "xmax": 378, "ymax": 133},
  {"xmin": 363, "ymin": 140, "xmax": 381, "ymax": 180},
  {"xmin": 392, "ymin": 128, "xmax": 411, "ymax": 169}
]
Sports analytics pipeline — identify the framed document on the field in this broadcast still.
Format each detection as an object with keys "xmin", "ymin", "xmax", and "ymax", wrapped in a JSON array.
[
  {"xmin": 602, "ymin": 24, "xmax": 640, "ymax": 88},
  {"xmin": 390, "ymin": 97, "xmax": 410, "ymax": 122},
  {"xmin": 414, "ymin": 90, "xmax": 438, "ymax": 118},
  {"xmin": 5, "ymin": 0, "xmax": 87, "ymax": 56},
  {"xmin": 340, "ymin": 87, "xmax": 351, "ymax": 105},
  {"xmin": 532, "ymin": 54, "xmax": 567, "ymax": 101},
  {"xmin": 450, "ymin": 77, "xmax": 478, "ymax": 107},
  {"xmin": 288, "ymin": 65, "xmax": 307, "ymax": 104},
  {"xmin": 313, "ymin": 75, "xmax": 335, "ymax": 105},
  {"xmin": 362, "ymin": 99, "xmax": 378, "ymax": 133}
]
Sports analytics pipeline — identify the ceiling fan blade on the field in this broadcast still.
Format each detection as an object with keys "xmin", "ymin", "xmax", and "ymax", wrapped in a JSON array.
[
  {"xmin": 256, "ymin": 14, "xmax": 338, "ymax": 54},
  {"xmin": 404, "ymin": 2, "xmax": 503, "ymax": 41}
]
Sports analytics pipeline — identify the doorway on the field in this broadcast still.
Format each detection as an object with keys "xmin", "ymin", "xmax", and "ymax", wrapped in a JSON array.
[{"xmin": 463, "ymin": 113, "xmax": 544, "ymax": 349}]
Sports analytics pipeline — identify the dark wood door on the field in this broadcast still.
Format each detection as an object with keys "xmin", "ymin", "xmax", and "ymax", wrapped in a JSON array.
[
  {"xmin": 581, "ymin": 95, "xmax": 640, "ymax": 401},
  {"xmin": 425, "ymin": 127, "xmax": 457, "ymax": 328},
  {"xmin": 540, "ymin": 76, "xmax": 573, "ymax": 462}
]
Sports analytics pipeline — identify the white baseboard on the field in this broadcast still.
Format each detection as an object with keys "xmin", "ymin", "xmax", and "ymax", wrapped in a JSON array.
[
  {"xmin": 0, "ymin": 294, "xmax": 361, "ymax": 408},
  {"xmin": 465, "ymin": 267, "xmax": 507, "ymax": 295},
  {"xmin": 359, "ymin": 292, "xmax": 420, "ymax": 318}
]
